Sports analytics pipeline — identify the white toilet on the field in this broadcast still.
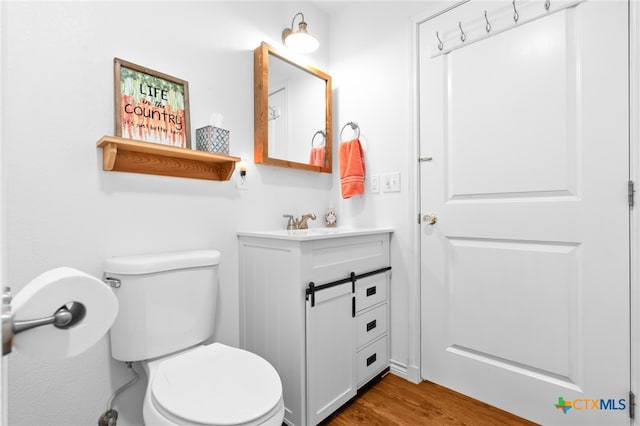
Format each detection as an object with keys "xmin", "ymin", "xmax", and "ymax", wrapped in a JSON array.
[{"xmin": 104, "ymin": 249, "xmax": 284, "ymax": 426}]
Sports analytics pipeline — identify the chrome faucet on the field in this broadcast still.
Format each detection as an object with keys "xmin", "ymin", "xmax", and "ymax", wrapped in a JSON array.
[{"xmin": 282, "ymin": 213, "xmax": 317, "ymax": 230}]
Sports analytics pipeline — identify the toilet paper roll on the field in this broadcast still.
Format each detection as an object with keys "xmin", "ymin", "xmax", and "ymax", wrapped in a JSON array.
[{"xmin": 11, "ymin": 267, "xmax": 118, "ymax": 359}]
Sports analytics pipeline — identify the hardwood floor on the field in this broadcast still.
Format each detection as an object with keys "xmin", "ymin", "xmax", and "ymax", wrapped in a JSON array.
[{"xmin": 322, "ymin": 373, "xmax": 538, "ymax": 426}]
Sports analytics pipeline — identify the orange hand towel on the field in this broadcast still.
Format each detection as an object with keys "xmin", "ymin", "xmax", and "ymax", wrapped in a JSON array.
[
  {"xmin": 339, "ymin": 139, "xmax": 366, "ymax": 199},
  {"xmin": 309, "ymin": 146, "xmax": 326, "ymax": 167}
]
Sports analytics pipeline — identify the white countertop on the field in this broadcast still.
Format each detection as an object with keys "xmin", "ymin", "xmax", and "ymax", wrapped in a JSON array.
[{"xmin": 237, "ymin": 227, "xmax": 393, "ymax": 241}]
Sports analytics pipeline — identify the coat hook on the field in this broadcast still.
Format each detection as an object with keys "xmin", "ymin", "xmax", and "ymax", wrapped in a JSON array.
[
  {"xmin": 545, "ymin": 0, "xmax": 551, "ymax": 10},
  {"xmin": 458, "ymin": 22, "xmax": 466, "ymax": 42},
  {"xmin": 484, "ymin": 10, "xmax": 491, "ymax": 33},
  {"xmin": 436, "ymin": 31, "xmax": 443, "ymax": 50},
  {"xmin": 512, "ymin": 0, "xmax": 519, "ymax": 22}
]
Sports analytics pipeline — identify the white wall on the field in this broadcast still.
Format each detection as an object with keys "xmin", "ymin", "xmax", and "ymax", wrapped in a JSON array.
[
  {"xmin": 14, "ymin": 1, "xmax": 637, "ymax": 425},
  {"xmin": 0, "ymin": 0, "xmax": 7, "ymax": 423},
  {"xmin": 2, "ymin": 2, "xmax": 332, "ymax": 425},
  {"xmin": 328, "ymin": 1, "xmax": 448, "ymax": 382},
  {"xmin": 1, "ymin": 1, "xmax": 464, "ymax": 424}
]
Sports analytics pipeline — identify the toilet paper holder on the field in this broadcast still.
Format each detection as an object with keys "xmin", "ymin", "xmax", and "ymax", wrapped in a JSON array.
[{"xmin": 2, "ymin": 287, "xmax": 86, "ymax": 356}]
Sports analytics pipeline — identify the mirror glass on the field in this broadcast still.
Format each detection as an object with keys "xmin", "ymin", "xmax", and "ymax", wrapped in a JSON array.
[{"xmin": 254, "ymin": 42, "xmax": 332, "ymax": 173}]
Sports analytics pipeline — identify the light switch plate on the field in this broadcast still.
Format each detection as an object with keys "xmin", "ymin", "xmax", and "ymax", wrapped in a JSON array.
[
  {"xmin": 382, "ymin": 172, "xmax": 401, "ymax": 193},
  {"xmin": 370, "ymin": 175, "xmax": 380, "ymax": 193}
]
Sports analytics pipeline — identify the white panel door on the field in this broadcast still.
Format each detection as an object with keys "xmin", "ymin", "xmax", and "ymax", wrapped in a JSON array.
[
  {"xmin": 268, "ymin": 85, "xmax": 288, "ymax": 159},
  {"xmin": 419, "ymin": 1, "xmax": 630, "ymax": 425}
]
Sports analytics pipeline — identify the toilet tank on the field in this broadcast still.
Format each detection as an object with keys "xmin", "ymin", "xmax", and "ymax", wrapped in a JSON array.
[{"xmin": 104, "ymin": 250, "xmax": 221, "ymax": 362}]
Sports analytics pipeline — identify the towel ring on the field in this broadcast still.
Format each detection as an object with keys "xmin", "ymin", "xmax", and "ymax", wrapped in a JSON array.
[
  {"xmin": 340, "ymin": 122, "xmax": 360, "ymax": 142},
  {"xmin": 311, "ymin": 130, "xmax": 326, "ymax": 148}
]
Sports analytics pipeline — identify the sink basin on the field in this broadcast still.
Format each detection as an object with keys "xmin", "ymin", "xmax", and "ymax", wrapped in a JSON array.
[
  {"xmin": 262, "ymin": 228, "xmax": 346, "ymax": 237},
  {"xmin": 288, "ymin": 228, "xmax": 341, "ymax": 235},
  {"xmin": 237, "ymin": 227, "xmax": 393, "ymax": 241}
]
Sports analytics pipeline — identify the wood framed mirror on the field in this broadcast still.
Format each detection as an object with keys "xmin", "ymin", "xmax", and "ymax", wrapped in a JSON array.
[{"xmin": 254, "ymin": 42, "xmax": 332, "ymax": 173}]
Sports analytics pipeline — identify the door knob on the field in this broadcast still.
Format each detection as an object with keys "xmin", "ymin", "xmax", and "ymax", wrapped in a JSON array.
[{"xmin": 423, "ymin": 213, "xmax": 437, "ymax": 225}]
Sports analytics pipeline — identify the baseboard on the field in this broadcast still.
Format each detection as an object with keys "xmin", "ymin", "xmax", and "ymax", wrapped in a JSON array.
[{"xmin": 390, "ymin": 359, "xmax": 421, "ymax": 384}]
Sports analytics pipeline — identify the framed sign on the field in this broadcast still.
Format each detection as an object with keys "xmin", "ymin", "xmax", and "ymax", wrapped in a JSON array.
[{"xmin": 114, "ymin": 58, "xmax": 191, "ymax": 148}]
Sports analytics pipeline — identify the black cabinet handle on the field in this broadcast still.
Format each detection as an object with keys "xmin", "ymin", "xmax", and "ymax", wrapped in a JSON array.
[
  {"xmin": 367, "ymin": 353, "xmax": 377, "ymax": 366},
  {"xmin": 366, "ymin": 286, "xmax": 377, "ymax": 297},
  {"xmin": 366, "ymin": 319, "xmax": 377, "ymax": 332}
]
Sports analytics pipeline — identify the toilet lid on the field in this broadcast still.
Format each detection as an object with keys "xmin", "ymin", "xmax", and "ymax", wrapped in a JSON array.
[{"xmin": 151, "ymin": 343, "xmax": 282, "ymax": 425}]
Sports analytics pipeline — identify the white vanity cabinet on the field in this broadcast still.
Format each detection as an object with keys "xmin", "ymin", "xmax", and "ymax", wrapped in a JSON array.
[{"xmin": 238, "ymin": 229, "xmax": 391, "ymax": 426}]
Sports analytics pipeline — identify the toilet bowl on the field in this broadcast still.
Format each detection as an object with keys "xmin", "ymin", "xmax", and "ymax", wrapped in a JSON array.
[
  {"xmin": 142, "ymin": 343, "xmax": 284, "ymax": 426},
  {"xmin": 104, "ymin": 250, "xmax": 284, "ymax": 426}
]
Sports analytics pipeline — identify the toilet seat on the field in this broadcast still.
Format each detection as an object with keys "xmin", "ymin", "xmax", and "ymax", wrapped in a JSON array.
[{"xmin": 149, "ymin": 343, "xmax": 283, "ymax": 426}]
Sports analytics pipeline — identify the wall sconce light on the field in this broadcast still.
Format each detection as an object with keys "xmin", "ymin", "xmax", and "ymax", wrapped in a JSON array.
[
  {"xmin": 282, "ymin": 12, "xmax": 319, "ymax": 54},
  {"xmin": 237, "ymin": 159, "xmax": 248, "ymax": 190}
]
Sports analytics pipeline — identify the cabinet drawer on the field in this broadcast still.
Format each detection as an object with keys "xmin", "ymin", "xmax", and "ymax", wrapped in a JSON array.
[
  {"xmin": 309, "ymin": 234, "xmax": 390, "ymax": 284},
  {"xmin": 357, "ymin": 335, "xmax": 388, "ymax": 387},
  {"xmin": 356, "ymin": 303, "xmax": 387, "ymax": 348},
  {"xmin": 355, "ymin": 274, "xmax": 387, "ymax": 313}
]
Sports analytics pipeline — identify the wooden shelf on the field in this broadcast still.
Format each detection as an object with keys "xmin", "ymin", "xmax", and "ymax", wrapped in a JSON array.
[{"xmin": 97, "ymin": 136, "xmax": 241, "ymax": 181}]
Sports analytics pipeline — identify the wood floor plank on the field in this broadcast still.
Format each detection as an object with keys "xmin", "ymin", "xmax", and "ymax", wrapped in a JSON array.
[{"xmin": 322, "ymin": 373, "xmax": 538, "ymax": 426}]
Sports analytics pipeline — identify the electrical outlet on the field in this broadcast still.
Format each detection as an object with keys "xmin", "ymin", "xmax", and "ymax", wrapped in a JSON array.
[
  {"xmin": 382, "ymin": 172, "xmax": 401, "ymax": 193},
  {"xmin": 370, "ymin": 175, "xmax": 380, "ymax": 193}
]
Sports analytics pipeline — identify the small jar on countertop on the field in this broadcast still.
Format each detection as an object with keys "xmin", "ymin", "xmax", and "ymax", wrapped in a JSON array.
[{"xmin": 325, "ymin": 207, "xmax": 337, "ymax": 227}]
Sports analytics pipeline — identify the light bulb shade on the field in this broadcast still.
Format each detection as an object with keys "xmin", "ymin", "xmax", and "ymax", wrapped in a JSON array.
[
  {"xmin": 282, "ymin": 13, "xmax": 319, "ymax": 53},
  {"xmin": 284, "ymin": 32, "xmax": 319, "ymax": 53}
]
